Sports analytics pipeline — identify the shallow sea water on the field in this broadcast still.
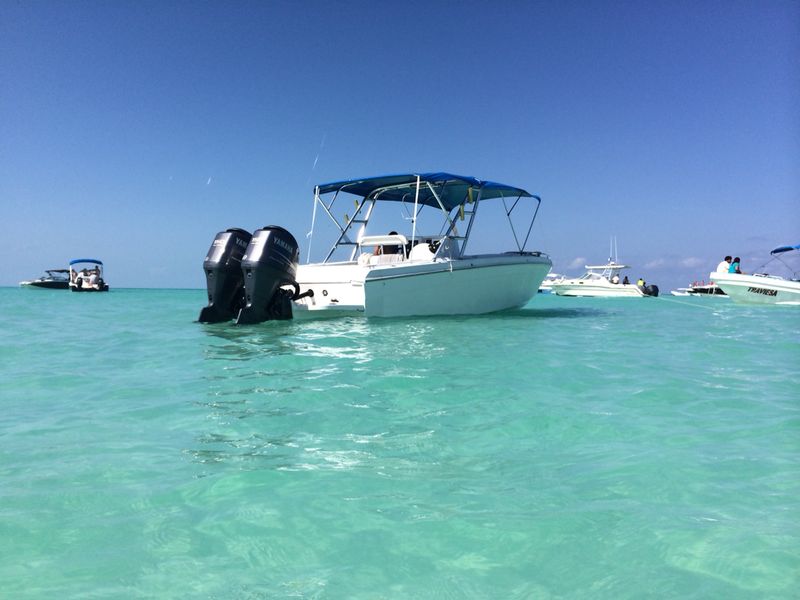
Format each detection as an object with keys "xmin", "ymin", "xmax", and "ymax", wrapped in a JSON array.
[{"xmin": 1, "ymin": 287, "xmax": 798, "ymax": 598}]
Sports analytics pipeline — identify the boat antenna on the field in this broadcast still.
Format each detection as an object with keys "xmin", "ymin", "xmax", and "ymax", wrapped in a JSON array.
[
  {"xmin": 411, "ymin": 175, "xmax": 420, "ymax": 245},
  {"xmin": 609, "ymin": 235, "xmax": 618, "ymax": 263},
  {"xmin": 307, "ymin": 186, "xmax": 320, "ymax": 263},
  {"xmin": 304, "ymin": 133, "xmax": 326, "ymax": 188},
  {"xmin": 305, "ymin": 133, "xmax": 327, "ymax": 262}
]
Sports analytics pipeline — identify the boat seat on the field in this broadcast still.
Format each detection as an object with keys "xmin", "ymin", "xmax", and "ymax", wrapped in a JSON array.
[
  {"xmin": 368, "ymin": 253, "xmax": 405, "ymax": 265},
  {"xmin": 409, "ymin": 242, "xmax": 435, "ymax": 262}
]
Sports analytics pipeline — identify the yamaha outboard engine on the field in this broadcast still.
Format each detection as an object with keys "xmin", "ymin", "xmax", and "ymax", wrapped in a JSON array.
[
  {"xmin": 236, "ymin": 226, "xmax": 301, "ymax": 325},
  {"xmin": 644, "ymin": 284, "xmax": 660, "ymax": 297},
  {"xmin": 198, "ymin": 228, "xmax": 253, "ymax": 323}
]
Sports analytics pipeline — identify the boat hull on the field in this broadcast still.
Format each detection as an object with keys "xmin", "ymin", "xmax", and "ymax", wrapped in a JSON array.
[
  {"xmin": 710, "ymin": 272, "xmax": 800, "ymax": 306},
  {"xmin": 69, "ymin": 283, "xmax": 110, "ymax": 292},
  {"xmin": 20, "ymin": 280, "xmax": 69, "ymax": 289},
  {"xmin": 293, "ymin": 254, "xmax": 551, "ymax": 318}
]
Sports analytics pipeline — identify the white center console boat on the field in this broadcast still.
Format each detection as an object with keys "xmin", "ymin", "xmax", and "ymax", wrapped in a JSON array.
[{"xmin": 199, "ymin": 172, "xmax": 552, "ymax": 323}]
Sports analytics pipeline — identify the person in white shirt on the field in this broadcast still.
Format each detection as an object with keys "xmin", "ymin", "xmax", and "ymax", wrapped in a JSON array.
[{"xmin": 716, "ymin": 256, "xmax": 732, "ymax": 272}]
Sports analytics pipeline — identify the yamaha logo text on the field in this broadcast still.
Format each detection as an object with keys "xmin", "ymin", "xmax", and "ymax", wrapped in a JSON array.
[{"xmin": 273, "ymin": 237, "xmax": 295, "ymax": 253}]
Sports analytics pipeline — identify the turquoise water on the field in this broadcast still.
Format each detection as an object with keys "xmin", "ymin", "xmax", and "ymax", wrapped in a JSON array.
[{"xmin": 1, "ymin": 287, "xmax": 798, "ymax": 599}]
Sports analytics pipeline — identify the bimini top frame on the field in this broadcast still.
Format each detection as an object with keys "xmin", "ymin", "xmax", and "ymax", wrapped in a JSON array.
[
  {"xmin": 760, "ymin": 243, "xmax": 800, "ymax": 280},
  {"xmin": 306, "ymin": 172, "xmax": 542, "ymax": 263}
]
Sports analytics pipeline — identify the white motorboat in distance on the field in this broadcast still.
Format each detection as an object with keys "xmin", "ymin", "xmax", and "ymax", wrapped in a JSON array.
[
  {"xmin": 20, "ymin": 269, "xmax": 70, "ymax": 289},
  {"xmin": 669, "ymin": 281, "xmax": 727, "ymax": 297},
  {"xmin": 550, "ymin": 260, "xmax": 659, "ymax": 297},
  {"xmin": 538, "ymin": 271, "xmax": 565, "ymax": 293},
  {"xmin": 710, "ymin": 243, "xmax": 800, "ymax": 306},
  {"xmin": 199, "ymin": 172, "xmax": 552, "ymax": 323}
]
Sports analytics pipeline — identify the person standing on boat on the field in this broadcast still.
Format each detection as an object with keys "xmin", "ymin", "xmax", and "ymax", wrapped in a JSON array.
[
  {"xmin": 729, "ymin": 257, "xmax": 743, "ymax": 274},
  {"xmin": 716, "ymin": 256, "xmax": 732, "ymax": 272},
  {"xmin": 623, "ymin": 276, "xmax": 630, "ymax": 285}
]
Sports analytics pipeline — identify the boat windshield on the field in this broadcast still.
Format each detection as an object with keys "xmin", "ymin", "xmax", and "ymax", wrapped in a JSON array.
[
  {"xmin": 580, "ymin": 272, "xmax": 606, "ymax": 281},
  {"xmin": 45, "ymin": 270, "xmax": 70, "ymax": 279}
]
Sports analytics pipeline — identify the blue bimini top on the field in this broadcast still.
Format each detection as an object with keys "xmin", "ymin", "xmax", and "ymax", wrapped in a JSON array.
[
  {"xmin": 315, "ymin": 172, "xmax": 535, "ymax": 212},
  {"xmin": 770, "ymin": 244, "xmax": 800, "ymax": 255}
]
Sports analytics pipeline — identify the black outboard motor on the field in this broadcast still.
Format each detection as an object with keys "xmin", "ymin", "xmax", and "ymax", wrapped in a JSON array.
[
  {"xmin": 645, "ymin": 284, "xmax": 660, "ymax": 297},
  {"xmin": 236, "ymin": 226, "xmax": 301, "ymax": 325},
  {"xmin": 198, "ymin": 228, "xmax": 253, "ymax": 323}
]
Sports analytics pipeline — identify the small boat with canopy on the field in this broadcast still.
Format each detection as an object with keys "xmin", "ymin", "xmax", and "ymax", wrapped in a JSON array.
[
  {"xmin": 711, "ymin": 244, "xmax": 800, "ymax": 306},
  {"xmin": 69, "ymin": 259, "xmax": 109, "ymax": 292}
]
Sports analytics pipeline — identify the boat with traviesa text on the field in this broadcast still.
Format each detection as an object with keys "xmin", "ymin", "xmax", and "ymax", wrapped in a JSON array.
[{"xmin": 710, "ymin": 244, "xmax": 800, "ymax": 306}]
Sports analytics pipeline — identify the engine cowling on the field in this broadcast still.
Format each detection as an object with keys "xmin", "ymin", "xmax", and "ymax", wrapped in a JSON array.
[
  {"xmin": 198, "ymin": 228, "xmax": 252, "ymax": 323},
  {"xmin": 236, "ymin": 226, "xmax": 300, "ymax": 324}
]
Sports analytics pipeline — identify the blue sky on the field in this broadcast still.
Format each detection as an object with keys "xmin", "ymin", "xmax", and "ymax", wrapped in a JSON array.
[{"xmin": 2, "ymin": 0, "xmax": 798, "ymax": 290}]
